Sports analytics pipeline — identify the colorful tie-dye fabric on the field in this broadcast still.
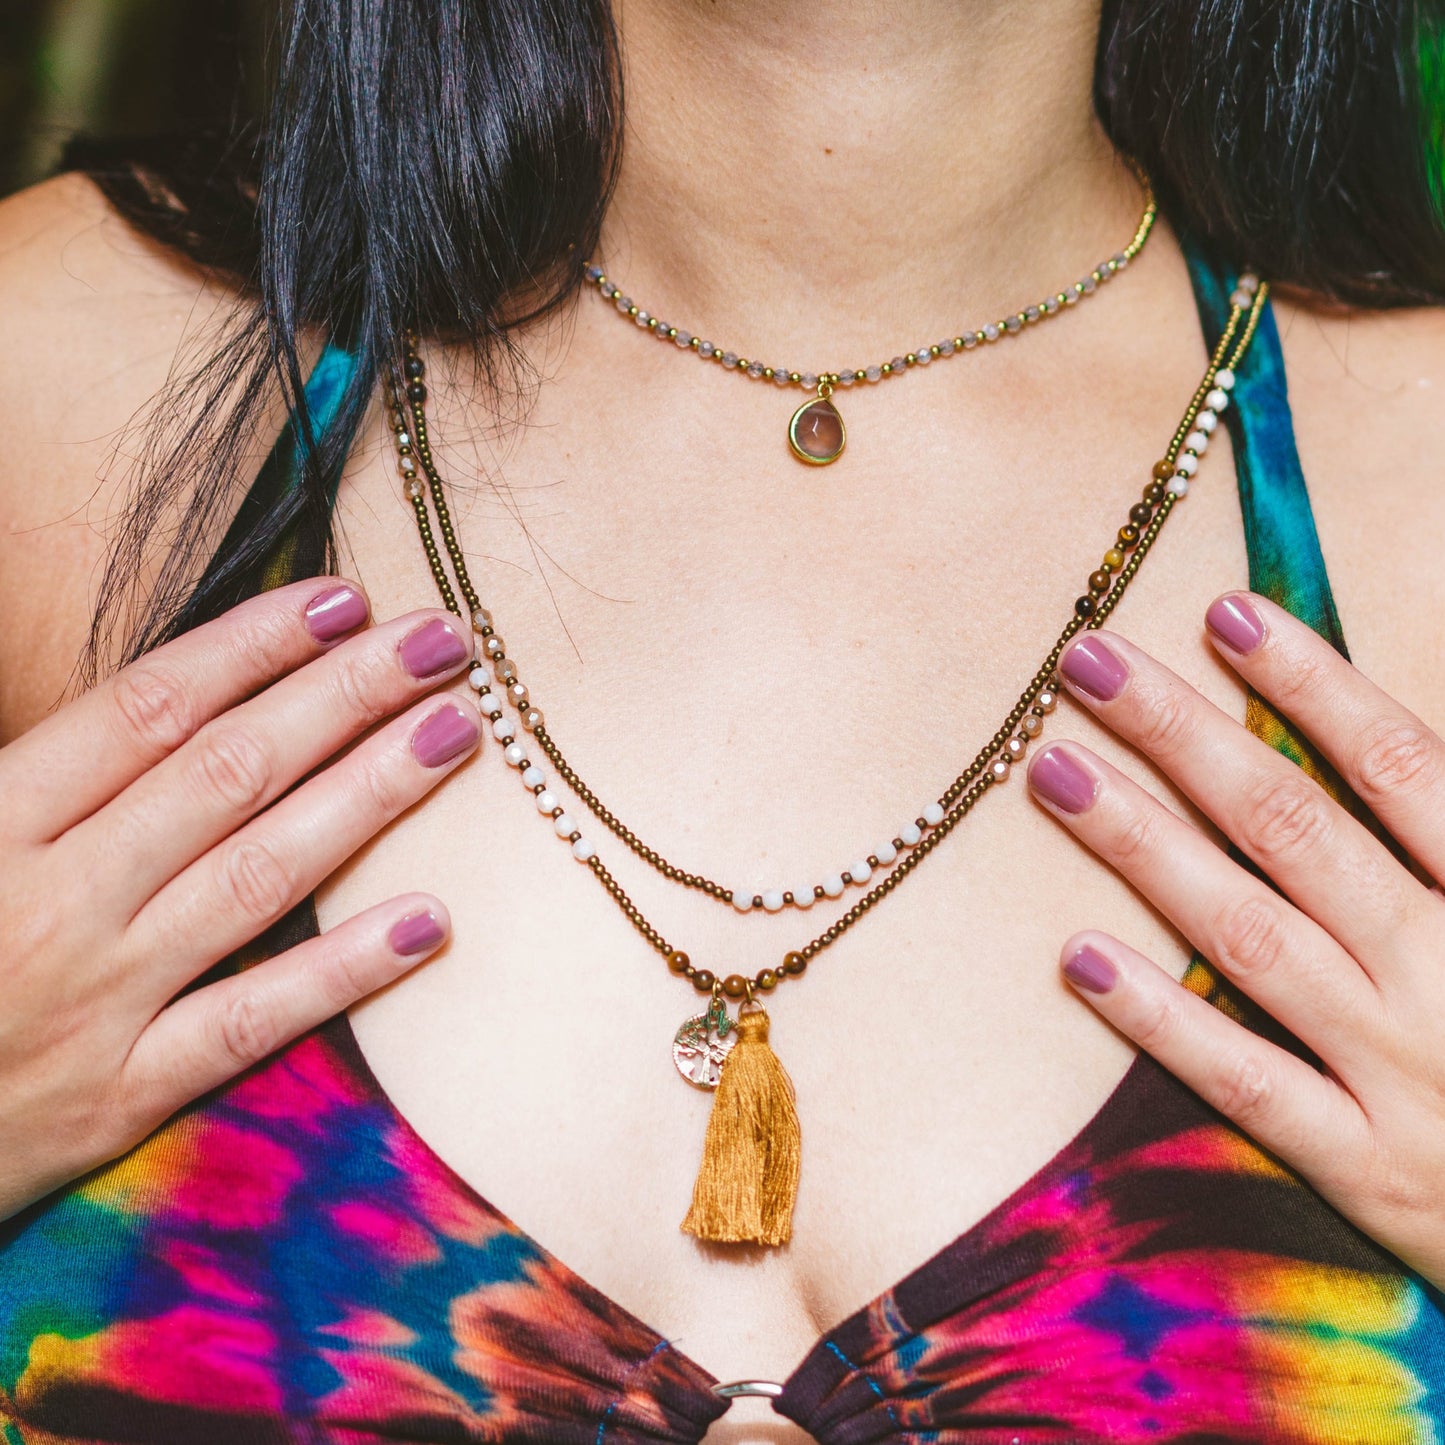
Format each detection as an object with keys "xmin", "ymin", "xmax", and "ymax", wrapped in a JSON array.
[{"xmin": 3, "ymin": 245, "xmax": 1444, "ymax": 1444}]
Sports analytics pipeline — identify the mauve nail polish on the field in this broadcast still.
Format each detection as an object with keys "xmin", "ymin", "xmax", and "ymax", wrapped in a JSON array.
[
  {"xmin": 1060, "ymin": 635, "xmax": 1129, "ymax": 701},
  {"xmin": 390, "ymin": 909, "xmax": 445, "ymax": 956},
  {"xmin": 400, "ymin": 618, "xmax": 470, "ymax": 678},
  {"xmin": 305, "ymin": 585, "xmax": 368, "ymax": 643},
  {"xmin": 412, "ymin": 704, "xmax": 480, "ymax": 768},
  {"xmin": 1063, "ymin": 943, "xmax": 1117, "ymax": 994},
  {"xmin": 1205, "ymin": 595, "xmax": 1266, "ymax": 655},
  {"xmin": 1029, "ymin": 746, "xmax": 1098, "ymax": 814}
]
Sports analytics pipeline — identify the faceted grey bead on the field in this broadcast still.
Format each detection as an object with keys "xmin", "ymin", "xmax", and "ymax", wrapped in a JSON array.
[
  {"xmin": 674, "ymin": 331, "xmax": 693, "ymax": 348},
  {"xmin": 634, "ymin": 310, "xmax": 651, "ymax": 327},
  {"xmin": 584, "ymin": 265, "xmax": 603, "ymax": 282},
  {"xmin": 698, "ymin": 340, "xmax": 716, "ymax": 358},
  {"xmin": 746, "ymin": 361, "xmax": 764, "ymax": 378},
  {"xmin": 865, "ymin": 365, "xmax": 882, "ymax": 382},
  {"xmin": 1024, "ymin": 306, "xmax": 1040, "ymax": 322},
  {"xmin": 615, "ymin": 293, "xmax": 632, "ymax": 311},
  {"xmin": 1081, "ymin": 275, "xmax": 1098, "ymax": 293},
  {"xmin": 914, "ymin": 347, "xmax": 932, "ymax": 364},
  {"xmin": 722, "ymin": 351, "xmax": 740, "ymax": 368},
  {"xmin": 890, "ymin": 356, "xmax": 907, "ymax": 371},
  {"xmin": 938, "ymin": 339, "xmax": 955, "ymax": 356},
  {"xmin": 773, "ymin": 368, "xmax": 794, "ymax": 385},
  {"xmin": 800, "ymin": 372, "xmax": 819, "ymax": 389},
  {"xmin": 982, "ymin": 324, "xmax": 1000, "ymax": 342},
  {"xmin": 1005, "ymin": 315, "xmax": 1023, "ymax": 333}
]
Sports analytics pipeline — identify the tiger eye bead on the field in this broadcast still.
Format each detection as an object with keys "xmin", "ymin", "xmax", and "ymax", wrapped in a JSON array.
[
  {"xmin": 1143, "ymin": 481, "xmax": 1165, "ymax": 505},
  {"xmin": 757, "ymin": 968, "xmax": 778, "ymax": 991},
  {"xmin": 692, "ymin": 969, "xmax": 716, "ymax": 993},
  {"xmin": 1118, "ymin": 524, "xmax": 1141, "ymax": 547},
  {"xmin": 722, "ymin": 974, "xmax": 749, "ymax": 999},
  {"xmin": 1103, "ymin": 547, "xmax": 1126, "ymax": 570},
  {"xmin": 667, "ymin": 949, "xmax": 691, "ymax": 974},
  {"xmin": 1088, "ymin": 569, "xmax": 1110, "ymax": 595},
  {"xmin": 1152, "ymin": 459, "xmax": 1173, "ymax": 481},
  {"xmin": 406, "ymin": 381, "xmax": 427, "ymax": 404},
  {"xmin": 782, "ymin": 951, "xmax": 808, "ymax": 976},
  {"xmin": 1074, "ymin": 595, "xmax": 1097, "ymax": 619},
  {"xmin": 1128, "ymin": 502, "xmax": 1153, "ymax": 526},
  {"xmin": 404, "ymin": 356, "xmax": 425, "ymax": 380}
]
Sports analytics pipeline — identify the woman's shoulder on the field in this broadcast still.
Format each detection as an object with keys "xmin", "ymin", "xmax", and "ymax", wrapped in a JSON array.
[
  {"xmin": 0, "ymin": 173, "xmax": 236, "ymax": 740},
  {"xmin": 1273, "ymin": 289, "xmax": 1445, "ymax": 726}
]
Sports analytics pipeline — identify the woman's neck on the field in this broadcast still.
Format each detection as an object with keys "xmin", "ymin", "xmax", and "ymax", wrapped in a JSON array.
[{"xmin": 600, "ymin": 0, "xmax": 1142, "ymax": 357}]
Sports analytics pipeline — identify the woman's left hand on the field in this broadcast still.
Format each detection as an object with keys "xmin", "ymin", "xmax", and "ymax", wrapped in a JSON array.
[{"xmin": 1028, "ymin": 590, "xmax": 1445, "ymax": 1290}]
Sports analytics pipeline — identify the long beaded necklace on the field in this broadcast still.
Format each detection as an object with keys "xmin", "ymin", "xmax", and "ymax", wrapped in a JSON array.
[
  {"xmin": 385, "ymin": 254, "xmax": 1267, "ymax": 1248},
  {"xmin": 584, "ymin": 183, "xmax": 1157, "ymax": 465}
]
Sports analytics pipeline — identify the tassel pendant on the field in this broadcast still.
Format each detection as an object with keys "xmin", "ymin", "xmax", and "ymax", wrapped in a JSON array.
[{"xmin": 681, "ymin": 999, "xmax": 801, "ymax": 1247}]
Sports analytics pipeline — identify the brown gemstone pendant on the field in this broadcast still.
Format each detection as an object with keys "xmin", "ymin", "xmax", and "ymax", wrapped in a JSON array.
[{"xmin": 788, "ymin": 383, "xmax": 846, "ymax": 465}]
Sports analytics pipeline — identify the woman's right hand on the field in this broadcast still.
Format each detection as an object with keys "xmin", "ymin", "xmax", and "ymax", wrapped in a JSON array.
[{"xmin": 0, "ymin": 578, "xmax": 483, "ymax": 1222}]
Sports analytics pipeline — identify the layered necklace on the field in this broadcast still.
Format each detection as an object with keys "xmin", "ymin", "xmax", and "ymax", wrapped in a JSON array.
[{"xmin": 384, "ymin": 201, "xmax": 1267, "ymax": 1247}]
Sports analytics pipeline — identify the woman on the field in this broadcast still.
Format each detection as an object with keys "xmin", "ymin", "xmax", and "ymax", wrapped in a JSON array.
[{"xmin": 1, "ymin": 0, "xmax": 1444, "ymax": 1438}]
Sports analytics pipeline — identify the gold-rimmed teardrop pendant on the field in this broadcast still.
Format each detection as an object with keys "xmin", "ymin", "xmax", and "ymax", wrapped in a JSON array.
[{"xmin": 788, "ymin": 382, "xmax": 846, "ymax": 465}]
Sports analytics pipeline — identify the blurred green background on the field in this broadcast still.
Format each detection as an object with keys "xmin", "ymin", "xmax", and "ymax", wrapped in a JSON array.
[{"xmin": 0, "ymin": 0, "xmax": 273, "ymax": 197}]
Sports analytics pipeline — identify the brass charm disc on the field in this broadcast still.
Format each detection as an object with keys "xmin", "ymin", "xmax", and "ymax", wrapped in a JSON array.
[
  {"xmin": 672, "ymin": 996, "xmax": 737, "ymax": 1090},
  {"xmin": 788, "ymin": 386, "xmax": 846, "ymax": 465}
]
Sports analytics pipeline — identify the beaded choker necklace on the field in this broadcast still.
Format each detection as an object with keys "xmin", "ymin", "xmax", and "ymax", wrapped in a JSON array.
[
  {"xmin": 583, "ymin": 183, "xmax": 1157, "ymax": 464},
  {"xmin": 385, "ymin": 253, "xmax": 1267, "ymax": 1248}
]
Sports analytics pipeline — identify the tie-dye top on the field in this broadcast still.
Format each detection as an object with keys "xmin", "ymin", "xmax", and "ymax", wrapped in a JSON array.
[{"xmin": 3, "ymin": 244, "xmax": 1445, "ymax": 1445}]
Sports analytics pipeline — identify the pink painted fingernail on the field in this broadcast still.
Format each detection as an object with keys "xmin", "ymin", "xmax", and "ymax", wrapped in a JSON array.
[
  {"xmin": 305, "ymin": 585, "xmax": 369, "ymax": 644},
  {"xmin": 400, "ymin": 618, "xmax": 471, "ymax": 679},
  {"xmin": 1063, "ymin": 943, "xmax": 1117, "ymax": 994},
  {"xmin": 390, "ymin": 909, "xmax": 446, "ymax": 956},
  {"xmin": 1060, "ymin": 635, "xmax": 1129, "ymax": 701},
  {"xmin": 412, "ymin": 703, "xmax": 481, "ymax": 768},
  {"xmin": 1206, "ymin": 594, "xmax": 1266, "ymax": 655},
  {"xmin": 1029, "ymin": 745, "xmax": 1098, "ymax": 814}
]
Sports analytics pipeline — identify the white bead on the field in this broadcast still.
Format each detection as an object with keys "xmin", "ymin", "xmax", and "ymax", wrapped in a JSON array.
[
  {"xmin": 468, "ymin": 666, "xmax": 488, "ymax": 689},
  {"xmin": 1237, "ymin": 272, "xmax": 1260, "ymax": 294},
  {"xmin": 923, "ymin": 802, "xmax": 945, "ymax": 827},
  {"xmin": 733, "ymin": 890, "xmax": 754, "ymax": 913},
  {"xmin": 481, "ymin": 695, "xmax": 503, "ymax": 718},
  {"xmin": 1176, "ymin": 452, "xmax": 1199, "ymax": 476},
  {"xmin": 900, "ymin": 822, "xmax": 922, "ymax": 847},
  {"xmin": 492, "ymin": 716, "xmax": 516, "ymax": 741},
  {"xmin": 1166, "ymin": 476, "xmax": 1190, "ymax": 497},
  {"xmin": 1195, "ymin": 409, "xmax": 1218, "ymax": 433},
  {"xmin": 848, "ymin": 860, "xmax": 873, "ymax": 887},
  {"xmin": 503, "ymin": 742, "xmax": 526, "ymax": 767},
  {"xmin": 792, "ymin": 886, "xmax": 815, "ymax": 909},
  {"xmin": 553, "ymin": 812, "xmax": 575, "ymax": 837},
  {"xmin": 1230, "ymin": 288, "xmax": 1252, "ymax": 309},
  {"xmin": 572, "ymin": 838, "xmax": 596, "ymax": 862},
  {"xmin": 1215, "ymin": 367, "xmax": 1236, "ymax": 391},
  {"xmin": 822, "ymin": 874, "xmax": 846, "ymax": 898},
  {"xmin": 875, "ymin": 841, "xmax": 898, "ymax": 866},
  {"xmin": 1205, "ymin": 387, "xmax": 1230, "ymax": 412},
  {"xmin": 521, "ymin": 765, "xmax": 545, "ymax": 789},
  {"xmin": 535, "ymin": 790, "xmax": 558, "ymax": 813},
  {"xmin": 1183, "ymin": 430, "xmax": 1210, "ymax": 455},
  {"xmin": 761, "ymin": 889, "xmax": 785, "ymax": 913}
]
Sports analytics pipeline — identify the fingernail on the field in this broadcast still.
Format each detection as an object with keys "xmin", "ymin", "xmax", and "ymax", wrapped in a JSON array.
[
  {"xmin": 305, "ymin": 585, "xmax": 369, "ymax": 644},
  {"xmin": 1063, "ymin": 943, "xmax": 1117, "ymax": 994},
  {"xmin": 412, "ymin": 703, "xmax": 481, "ymax": 768},
  {"xmin": 1060, "ymin": 635, "xmax": 1130, "ymax": 701},
  {"xmin": 400, "ymin": 618, "xmax": 471, "ymax": 679},
  {"xmin": 1029, "ymin": 746, "xmax": 1099, "ymax": 814},
  {"xmin": 1206, "ymin": 594, "xmax": 1266, "ymax": 655},
  {"xmin": 390, "ymin": 908, "xmax": 446, "ymax": 956}
]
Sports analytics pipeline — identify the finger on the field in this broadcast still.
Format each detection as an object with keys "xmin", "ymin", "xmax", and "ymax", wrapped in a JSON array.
[
  {"xmin": 1055, "ymin": 628, "xmax": 1433, "ymax": 974},
  {"xmin": 124, "ymin": 894, "xmax": 450, "ymax": 1121},
  {"xmin": 125, "ymin": 696, "xmax": 482, "ymax": 996},
  {"xmin": 1027, "ymin": 740, "xmax": 1386, "ymax": 1073},
  {"xmin": 1204, "ymin": 590, "xmax": 1445, "ymax": 883},
  {"xmin": 68, "ymin": 609, "xmax": 474, "ymax": 916},
  {"xmin": 1, "ymin": 577, "xmax": 373, "ymax": 842},
  {"xmin": 1057, "ymin": 929, "xmax": 1366, "ymax": 1189}
]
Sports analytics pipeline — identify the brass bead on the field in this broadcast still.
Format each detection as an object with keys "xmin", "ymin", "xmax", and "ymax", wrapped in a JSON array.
[
  {"xmin": 667, "ymin": 949, "xmax": 690, "ymax": 974},
  {"xmin": 1088, "ymin": 569, "xmax": 1111, "ymax": 595},
  {"xmin": 692, "ymin": 969, "xmax": 716, "ymax": 993},
  {"xmin": 757, "ymin": 969, "xmax": 778, "ymax": 991},
  {"xmin": 1152, "ymin": 459, "xmax": 1173, "ymax": 481},
  {"xmin": 722, "ymin": 974, "xmax": 749, "ymax": 999},
  {"xmin": 1103, "ymin": 547, "xmax": 1126, "ymax": 570},
  {"xmin": 782, "ymin": 951, "xmax": 808, "ymax": 976}
]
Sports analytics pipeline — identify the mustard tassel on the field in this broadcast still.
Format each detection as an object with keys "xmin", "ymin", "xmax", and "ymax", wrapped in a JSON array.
[{"xmin": 681, "ymin": 1006, "xmax": 800, "ymax": 1246}]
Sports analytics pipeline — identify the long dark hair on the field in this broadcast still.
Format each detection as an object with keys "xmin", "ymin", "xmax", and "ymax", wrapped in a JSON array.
[{"xmin": 70, "ymin": 0, "xmax": 1445, "ymax": 679}]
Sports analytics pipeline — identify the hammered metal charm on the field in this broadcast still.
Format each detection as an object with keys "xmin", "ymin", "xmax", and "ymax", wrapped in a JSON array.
[{"xmin": 672, "ymin": 995, "xmax": 737, "ymax": 1089}]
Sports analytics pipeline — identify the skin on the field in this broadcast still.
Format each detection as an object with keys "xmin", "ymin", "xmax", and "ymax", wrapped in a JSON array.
[{"xmin": 2, "ymin": 2, "xmax": 1445, "ymax": 1441}]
